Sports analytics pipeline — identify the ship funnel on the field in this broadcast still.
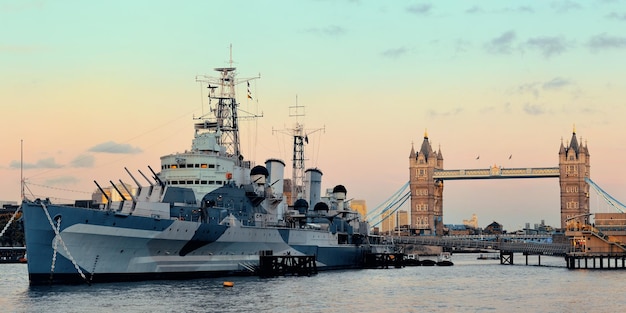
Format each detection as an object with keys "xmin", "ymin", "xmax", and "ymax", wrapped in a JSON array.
[
  {"xmin": 304, "ymin": 168, "xmax": 323, "ymax": 208},
  {"xmin": 266, "ymin": 159, "xmax": 285, "ymax": 193},
  {"xmin": 250, "ymin": 165, "xmax": 269, "ymax": 186}
]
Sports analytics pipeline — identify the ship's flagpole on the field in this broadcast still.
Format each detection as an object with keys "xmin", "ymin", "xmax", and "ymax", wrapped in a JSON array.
[{"xmin": 21, "ymin": 139, "xmax": 24, "ymax": 201}]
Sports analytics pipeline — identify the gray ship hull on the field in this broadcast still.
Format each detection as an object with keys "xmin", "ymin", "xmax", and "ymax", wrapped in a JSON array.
[{"xmin": 23, "ymin": 200, "xmax": 371, "ymax": 285}]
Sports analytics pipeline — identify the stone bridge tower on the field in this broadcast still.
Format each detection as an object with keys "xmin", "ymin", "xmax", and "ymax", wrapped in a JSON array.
[
  {"xmin": 409, "ymin": 131, "xmax": 444, "ymax": 235},
  {"xmin": 558, "ymin": 128, "xmax": 590, "ymax": 228}
]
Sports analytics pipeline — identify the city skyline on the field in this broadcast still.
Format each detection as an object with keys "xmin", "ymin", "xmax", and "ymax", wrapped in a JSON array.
[{"xmin": 2, "ymin": 1, "xmax": 625, "ymax": 230}]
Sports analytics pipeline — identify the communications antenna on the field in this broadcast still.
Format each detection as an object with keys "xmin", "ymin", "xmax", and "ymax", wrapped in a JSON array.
[{"xmin": 273, "ymin": 96, "xmax": 324, "ymax": 204}]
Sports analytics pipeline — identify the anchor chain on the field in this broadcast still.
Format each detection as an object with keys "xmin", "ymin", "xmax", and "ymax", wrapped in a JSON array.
[
  {"xmin": 40, "ymin": 202, "xmax": 91, "ymax": 285},
  {"xmin": 90, "ymin": 255, "xmax": 99, "ymax": 283},
  {"xmin": 0, "ymin": 204, "xmax": 22, "ymax": 238}
]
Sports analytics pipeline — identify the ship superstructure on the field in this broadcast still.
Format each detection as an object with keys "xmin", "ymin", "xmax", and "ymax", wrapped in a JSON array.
[{"xmin": 158, "ymin": 52, "xmax": 259, "ymax": 203}]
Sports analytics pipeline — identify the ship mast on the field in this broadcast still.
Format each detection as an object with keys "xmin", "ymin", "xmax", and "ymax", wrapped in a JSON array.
[
  {"xmin": 195, "ymin": 45, "xmax": 259, "ymax": 164},
  {"xmin": 274, "ymin": 97, "xmax": 324, "ymax": 204}
]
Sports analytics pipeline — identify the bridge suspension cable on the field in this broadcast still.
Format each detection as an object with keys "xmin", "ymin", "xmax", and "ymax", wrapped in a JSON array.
[
  {"xmin": 365, "ymin": 181, "xmax": 409, "ymax": 220},
  {"xmin": 366, "ymin": 182, "xmax": 411, "ymax": 228},
  {"xmin": 369, "ymin": 192, "xmax": 411, "ymax": 228},
  {"xmin": 585, "ymin": 177, "xmax": 626, "ymax": 213}
]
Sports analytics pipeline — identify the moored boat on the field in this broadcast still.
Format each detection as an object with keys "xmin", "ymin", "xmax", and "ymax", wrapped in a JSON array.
[
  {"xmin": 436, "ymin": 252, "xmax": 454, "ymax": 266},
  {"xmin": 477, "ymin": 253, "xmax": 499, "ymax": 260},
  {"xmin": 403, "ymin": 254, "xmax": 422, "ymax": 266},
  {"xmin": 22, "ymin": 53, "xmax": 389, "ymax": 285}
]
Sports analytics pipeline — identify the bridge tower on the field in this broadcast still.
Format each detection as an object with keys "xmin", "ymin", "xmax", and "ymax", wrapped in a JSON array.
[
  {"xmin": 409, "ymin": 131, "xmax": 444, "ymax": 235},
  {"xmin": 558, "ymin": 127, "xmax": 590, "ymax": 228}
]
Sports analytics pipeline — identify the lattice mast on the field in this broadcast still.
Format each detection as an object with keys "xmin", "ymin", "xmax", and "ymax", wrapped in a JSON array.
[
  {"xmin": 275, "ymin": 97, "xmax": 324, "ymax": 204},
  {"xmin": 195, "ymin": 45, "xmax": 259, "ymax": 164}
]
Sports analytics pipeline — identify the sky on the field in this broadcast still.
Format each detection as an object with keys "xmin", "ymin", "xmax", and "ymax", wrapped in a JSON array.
[{"xmin": 1, "ymin": 0, "xmax": 626, "ymax": 231}]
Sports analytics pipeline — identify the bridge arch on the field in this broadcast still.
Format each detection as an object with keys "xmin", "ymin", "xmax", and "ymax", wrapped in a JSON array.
[{"xmin": 408, "ymin": 128, "xmax": 589, "ymax": 235}]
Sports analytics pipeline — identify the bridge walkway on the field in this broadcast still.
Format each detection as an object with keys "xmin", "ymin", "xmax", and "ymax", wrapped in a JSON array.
[{"xmin": 386, "ymin": 235, "xmax": 571, "ymax": 256}]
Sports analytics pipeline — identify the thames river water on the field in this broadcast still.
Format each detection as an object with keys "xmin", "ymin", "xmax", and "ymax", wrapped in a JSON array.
[{"xmin": 2, "ymin": 253, "xmax": 626, "ymax": 312}]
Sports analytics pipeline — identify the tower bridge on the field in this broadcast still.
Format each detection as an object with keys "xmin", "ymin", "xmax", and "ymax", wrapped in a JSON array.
[{"xmin": 408, "ymin": 128, "xmax": 590, "ymax": 235}]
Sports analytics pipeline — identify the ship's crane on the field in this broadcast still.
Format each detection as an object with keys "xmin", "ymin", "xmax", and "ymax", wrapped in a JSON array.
[{"xmin": 585, "ymin": 177, "xmax": 626, "ymax": 213}]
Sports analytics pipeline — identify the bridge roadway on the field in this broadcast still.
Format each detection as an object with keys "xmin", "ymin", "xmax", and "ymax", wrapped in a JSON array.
[
  {"xmin": 433, "ymin": 167, "xmax": 560, "ymax": 180},
  {"xmin": 386, "ymin": 235, "xmax": 572, "ymax": 256}
]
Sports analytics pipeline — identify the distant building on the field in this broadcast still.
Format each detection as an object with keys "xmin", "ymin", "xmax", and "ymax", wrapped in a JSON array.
[
  {"xmin": 408, "ymin": 131, "xmax": 444, "ymax": 236},
  {"xmin": 0, "ymin": 201, "xmax": 18, "ymax": 208},
  {"xmin": 463, "ymin": 214, "xmax": 479, "ymax": 229},
  {"xmin": 91, "ymin": 183, "xmax": 137, "ymax": 204},
  {"xmin": 350, "ymin": 200, "xmax": 367, "ymax": 219},
  {"xmin": 381, "ymin": 209, "xmax": 409, "ymax": 235},
  {"xmin": 446, "ymin": 224, "xmax": 473, "ymax": 236},
  {"xmin": 283, "ymin": 179, "xmax": 293, "ymax": 207},
  {"xmin": 484, "ymin": 221, "xmax": 503, "ymax": 234},
  {"xmin": 558, "ymin": 128, "xmax": 590, "ymax": 228}
]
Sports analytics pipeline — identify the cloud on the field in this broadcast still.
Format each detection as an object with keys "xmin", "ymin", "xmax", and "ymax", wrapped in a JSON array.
[
  {"xmin": 303, "ymin": 25, "xmax": 346, "ymax": 36},
  {"xmin": 511, "ymin": 77, "xmax": 574, "ymax": 99},
  {"xmin": 465, "ymin": 6, "xmax": 483, "ymax": 14},
  {"xmin": 502, "ymin": 6, "xmax": 535, "ymax": 13},
  {"xmin": 381, "ymin": 47, "xmax": 409, "ymax": 59},
  {"xmin": 88, "ymin": 141, "xmax": 143, "ymax": 154},
  {"xmin": 44, "ymin": 176, "xmax": 80, "ymax": 186},
  {"xmin": 454, "ymin": 39, "xmax": 471, "ymax": 54},
  {"xmin": 587, "ymin": 33, "xmax": 626, "ymax": 51},
  {"xmin": 485, "ymin": 31, "xmax": 517, "ymax": 54},
  {"xmin": 542, "ymin": 77, "xmax": 572, "ymax": 90},
  {"xmin": 606, "ymin": 12, "xmax": 626, "ymax": 21},
  {"xmin": 516, "ymin": 82, "xmax": 541, "ymax": 98},
  {"xmin": 406, "ymin": 3, "xmax": 432, "ymax": 15},
  {"xmin": 70, "ymin": 154, "xmax": 95, "ymax": 168},
  {"xmin": 550, "ymin": 0, "xmax": 582, "ymax": 13},
  {"xmin": 523, "ymin": 103, "xmax": 547, "ymax": 115},
  {"xmin": 10, "ymin": 157, "xmax": 63, "ymax": 169},
  {"xmin": 525, "ymin": 36, "xmax": 570, "ymax": 58},
  {"xmin": 427, "ymin": 107, "xmax": 464, "ymax": 118}
]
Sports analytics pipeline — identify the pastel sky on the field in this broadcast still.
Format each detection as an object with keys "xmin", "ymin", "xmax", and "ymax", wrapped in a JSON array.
[{"xmin": 2, "ymin": 0, "xmax": 625, "ymax": 230}]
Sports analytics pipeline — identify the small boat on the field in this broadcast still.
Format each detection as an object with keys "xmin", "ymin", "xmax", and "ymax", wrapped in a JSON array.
[
  {"xmin": 436, "ymin": 252, "xmax": 453, "ymax": 266},
  {"xmin": 0, "ymin": 247, "xmax": 27, "ymax": 264},
  {"xmin": 477, "ymin": 253, "xmax": 499, "ymax": 260},
  {"xmin": 421, "ymin": 259, "xmax": 437, "ymax": 266},
  {"xmin": 403, "ymin": 254, "xmax": 422, "ymax": 266}
]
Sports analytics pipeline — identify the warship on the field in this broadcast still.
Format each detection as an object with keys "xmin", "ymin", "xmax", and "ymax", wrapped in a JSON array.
[{"xmin": 21, "ymin": 53, "xmax": 389, "ymax": 285}]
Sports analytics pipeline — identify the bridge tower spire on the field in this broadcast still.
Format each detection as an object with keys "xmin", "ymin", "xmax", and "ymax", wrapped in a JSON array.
[
  {"xmin": 558, "ymin": 128, "xmax": 590, "ymax": 228},
  {"xmin": 409, "ymin": 132, "xmax": 444, "ymax": 235}
]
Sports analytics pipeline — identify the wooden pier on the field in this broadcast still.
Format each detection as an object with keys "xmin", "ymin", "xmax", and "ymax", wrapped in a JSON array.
[
  {"xmin": 566, "ymin": 254, "xmax": 626, "ymax": 269},
  {"xmin": 258, "ymin": 251, "xmax": 317, "ymax": 278},
  {"xmin": 565, "ymin": 213, "xmax": 626, "ymax": 269}
]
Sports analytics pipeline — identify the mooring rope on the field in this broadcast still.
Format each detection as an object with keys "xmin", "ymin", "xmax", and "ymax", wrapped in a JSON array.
[
  {"xmin": 39, "ymin": 202, "xmax": 91, "ymax": 285},
  {"xmin": 49, "ymin": 217, "xmax": 61, "ymax": 281},
  {"xmin": 0, "ymin": 204, "xmax": 22, "ymax": 238}
]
